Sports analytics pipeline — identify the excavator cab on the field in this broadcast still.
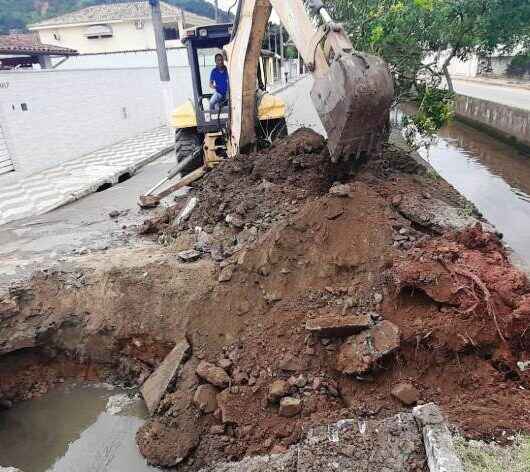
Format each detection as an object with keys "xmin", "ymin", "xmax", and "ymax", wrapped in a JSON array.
[{"xmin": 170, "ymin": 22, "xmax": 287, "ymax": 174}]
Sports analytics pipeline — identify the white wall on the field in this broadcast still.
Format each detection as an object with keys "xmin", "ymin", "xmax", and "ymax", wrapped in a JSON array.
[
  {"xmin": 35, "ymin": 19, "xmax": 183, "ymax": 54},
  {"xmin": 0, "ymin": 66, "xmax": 205, "ymax": 184}
]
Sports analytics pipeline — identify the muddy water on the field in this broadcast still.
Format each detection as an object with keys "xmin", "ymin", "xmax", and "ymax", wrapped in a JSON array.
[
  {"xmin": 394, "ymin": 109, "xmax": 530, "ymax": 270},
  {"xmin": 0, "ymin": 383, "xmax": 157, "ymax": 472}
]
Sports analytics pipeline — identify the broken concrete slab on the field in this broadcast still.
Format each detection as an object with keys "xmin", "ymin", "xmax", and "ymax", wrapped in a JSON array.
[
  {"xmin": 305, "ymin": 313, "xmax": 373, "ymax": 337},
  {"xmin": 198, "ymin": 449, "xmax": 297, "ymax": 471},
  {"xmin": 297, "ymin": 414, "xmax": 425, "ymax": 471},
  {"xmin": 413, "ymin": 403, "xmax": 464, "ymax": 472},
  {"xmin": 337, "ymin": 320, "xmax": 400, "ymax": 374},
  {"xmin": 140, "ymin": 339, "xmax": 190, "ymax": 414}
]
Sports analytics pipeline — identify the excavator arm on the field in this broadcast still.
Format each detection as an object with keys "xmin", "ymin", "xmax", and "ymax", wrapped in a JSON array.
[{"xmin": 225, "ymin": 0, "xmax": 394, "ymax": 162}]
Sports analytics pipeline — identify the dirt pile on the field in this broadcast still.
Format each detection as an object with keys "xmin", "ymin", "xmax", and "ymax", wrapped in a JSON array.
[{"xmin": 2, "ymin": 129, "xmax": 530, "ymax": 471}]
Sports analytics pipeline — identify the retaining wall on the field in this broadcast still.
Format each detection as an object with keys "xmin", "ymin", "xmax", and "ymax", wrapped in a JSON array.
[{"xmin": 455, "ymin": 94, "xmax": 530, "ymax": 152}]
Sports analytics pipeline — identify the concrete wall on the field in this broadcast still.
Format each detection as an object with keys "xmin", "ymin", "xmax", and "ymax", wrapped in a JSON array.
[
  {"xmin": 455, "ymin": 94, "xmax": 530, "ymax": 151},
  {"xmin": 34, "ymin": 19, "xmax": 183, "ymax": 54},
  {"xmin": 0, "ymin": 65, "xmax": 208, "ymax": 184}
]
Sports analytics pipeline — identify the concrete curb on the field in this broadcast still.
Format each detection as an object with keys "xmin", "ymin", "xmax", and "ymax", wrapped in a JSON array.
[{"xmin": 413, "ymin": 403, "xmax": 464, "ymax": 472}]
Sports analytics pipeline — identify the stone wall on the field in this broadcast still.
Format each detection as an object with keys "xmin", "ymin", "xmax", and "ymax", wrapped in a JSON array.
[{"xmin": 455, "ymin": 94, "xmax": 530, "ymax": 152}]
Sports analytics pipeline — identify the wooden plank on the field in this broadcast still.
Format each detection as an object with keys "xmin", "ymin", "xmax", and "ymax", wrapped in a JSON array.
[{"xmin": 156, "ymin": 167, "xmax": 206, "ymax": 199}]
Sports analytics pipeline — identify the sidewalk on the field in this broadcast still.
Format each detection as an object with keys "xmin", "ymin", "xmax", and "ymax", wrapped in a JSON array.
[
  {"xmin": 453, "ymin": 75, "xmax": 530, "ymax": 91},
  {"xmin": 0, "ymin": 126, "xmax": 174, "ymax": 226}
]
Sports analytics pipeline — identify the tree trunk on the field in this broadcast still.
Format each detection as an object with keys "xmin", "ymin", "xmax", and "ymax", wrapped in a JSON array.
[{"xmin": 443, "ymin": 64, "xmax": 454, "ymax": 93}]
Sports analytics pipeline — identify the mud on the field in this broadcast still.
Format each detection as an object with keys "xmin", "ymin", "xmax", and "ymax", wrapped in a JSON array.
[{"xmin": 1, "ymin": 129, "xmax": 529, "ymax": 471}]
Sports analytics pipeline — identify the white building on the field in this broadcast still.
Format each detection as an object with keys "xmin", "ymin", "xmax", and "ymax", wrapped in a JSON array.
[{"xmin": 28, "ymin": 1, "xmax": 212, "ymax": 55}]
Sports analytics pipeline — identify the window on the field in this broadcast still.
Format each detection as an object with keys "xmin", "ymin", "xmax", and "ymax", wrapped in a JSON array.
[
  {"xmin": 164, "ymin": 27, "xmax": 179, "ymax": 40},
  {"xmin": 84, "ymin": 24, "xmax": 113, "ymax": 39}
]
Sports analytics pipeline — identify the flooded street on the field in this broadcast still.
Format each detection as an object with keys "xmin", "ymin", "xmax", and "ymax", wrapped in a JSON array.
[
  {"xmin": 417, "ymin": 120, "xmax": 530, "ymax": 269},
  {"xmin": 0, "ymin": 383, "xmax": 157, "ymax": 472}
]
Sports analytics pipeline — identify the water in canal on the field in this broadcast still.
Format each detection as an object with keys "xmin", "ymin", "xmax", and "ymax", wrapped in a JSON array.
[
  {"xmin": 394, "ymin": 110, "xmax": 530, "ymax": 270},
  {"xmin": 0, "ymin": 383, "xmax": 157, "ymax": 472}
]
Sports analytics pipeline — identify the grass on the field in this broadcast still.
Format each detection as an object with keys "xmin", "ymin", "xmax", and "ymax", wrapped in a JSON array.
[{"xmin": 454, "ymin": 435, "xmax": 530, "ymax": 472}]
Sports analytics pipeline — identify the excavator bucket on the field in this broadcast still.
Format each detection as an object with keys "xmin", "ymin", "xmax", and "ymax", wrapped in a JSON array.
[{"xmin": 310, "ymin": 52, "xmax": 394, "ymax": 163}]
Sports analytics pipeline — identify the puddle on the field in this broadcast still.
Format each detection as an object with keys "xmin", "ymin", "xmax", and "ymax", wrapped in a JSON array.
[{"xmin": 0, "ymin": 383, "xmax": 157, "ymax": 472}]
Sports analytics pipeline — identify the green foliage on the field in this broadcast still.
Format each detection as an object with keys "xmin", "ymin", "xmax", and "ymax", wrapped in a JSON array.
[
  {"xmin": 0, "ymin": 0, "xmax": 232, "ymax": 34},
  {"xmin": 327, "ymin": 0, "xmax": 530, "ymax": 136},
  {"xmin": 507, "ymin": 52, "xmax": 530, "ymax": 77},
  {"xmin": 454, "ymin": 435, "xmax": 530, "ymax": 472},
  {"xmin": 403, "ymin": 87, "xmax": 454, "ymax": 137}
]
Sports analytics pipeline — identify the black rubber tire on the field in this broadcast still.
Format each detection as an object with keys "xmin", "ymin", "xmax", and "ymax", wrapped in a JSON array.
[{"xmin": 175, "ymin": 128, "xmax": 203, "ymax": 176}]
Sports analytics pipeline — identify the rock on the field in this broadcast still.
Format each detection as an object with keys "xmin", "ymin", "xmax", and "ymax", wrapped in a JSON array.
[
  {"xmin": 140, "ymin": 339, "xmax": 190, "ymax": 414},
  {"xmin": 279, "ymin": 354, "xmax": 302, "ymax": 372},
  {"xmin": 218, "ymin": 265, "xmax": 234, "ymax": 283},
  {"xmin": 279, "ymin": 397, "xmax": 301, "ymax": 417},
  {"xmin": 0, "ymin": 468, "xmax": 24, "ymax": 472},
  {"xmin": 225, "ymin": 214, "xmax": 245, "ymax": 229},
  {"xmin": 210, "ymin": 425, "xmax": 226, "ymax": 435},
  {"xmin": 517, "ymin": 360, "xmax": 530, "ymax": 372},
  {"xmin": 178, "ymin": 250, "xmax": 201, "ymax": 262},
  {"xmin": 109, "ymin": 210, "xmax": 120, "ymax": 218},
  {"xmin": 337, "ymin": 321, "xmax": 400, "ymax": 374},
  {"xmin": 391, "ymin": 194, "xmax": 403, "ymax": 207},
  {"xmin": 137, "ymin": 418, "xmax": 199, "ymax": 467},
  {"xmin": 218, "ymin": 358, "xmax": 232, "ymax": 370},
  {"xmin": 232, "ymin": 367, "xmax": 249, "ymax": 385},
  {"xmin": 194, "ymin": 384, "xmax": 219, "ymax": 413},
  {"xmin": 195, "ymin": 229, "xmax": 213, "ymax": 252},
  {"xmin": 270, "ymin": 444, "xmax": 288, "ymax": 455},
  {"xmin": 305, "ymin": 314, "xmax": 373, "ymax": 337},
  {"xmin": 391, "ymin": 383, "xmax": 420, "ymax": 406},
  {"xmin": 292, "ymin": 374, "xmax": 307, "ymax": 388},
  {"xmin": 0, "ymin": 399, "xmax": 13, "ymax": 410},
  {"xmin": 268, "ymin": 380, "xmax": 290, "ymax": 403},
  {"xmin": 196, "ymin": 361, "xmax": 230, "ymax": 388},
  {"xmin": 373, "ymin": 293, "xmax": 384, "ymax": 304},
  {"xmin": 329, "ymin": 183, "xmax": 351, "ymax": 197},
  {"xmin": 413, "ymin": 403, "xmax": 464, "ymax": 472}
]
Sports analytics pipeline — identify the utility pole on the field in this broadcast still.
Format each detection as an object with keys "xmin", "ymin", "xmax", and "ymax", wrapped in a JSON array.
[
  {"xmin": 149, "ymin": 0, "xmax": 174, "ymax": 126},
  {"xmin": 149, "ymin": 0, "xmax": 170, "ymax": 82}
]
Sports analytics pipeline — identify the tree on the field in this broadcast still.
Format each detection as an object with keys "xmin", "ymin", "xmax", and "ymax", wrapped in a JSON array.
[{"xmin": 327, "ymin": 0, "xmax": 530, "ymax": 136}]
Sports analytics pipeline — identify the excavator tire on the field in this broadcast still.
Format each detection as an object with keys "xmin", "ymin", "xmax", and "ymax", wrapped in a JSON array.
[{"xmin": 175, "ymin": 128, "xmax": 203, "ymax": 176}]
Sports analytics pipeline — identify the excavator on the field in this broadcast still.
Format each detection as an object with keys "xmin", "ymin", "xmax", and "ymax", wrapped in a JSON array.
[{"xmin": 138, "ymin": 0, "xmax": 394, "ymax": 207}]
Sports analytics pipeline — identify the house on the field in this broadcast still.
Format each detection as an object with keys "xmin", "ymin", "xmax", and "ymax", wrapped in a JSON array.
[
  {"xmin": 27, "ymin": 1, "xmax": 213, "ymax": 55},
  {"xmin": 0, "ymin": 33, "xmax": 77, "ymax": 69}
]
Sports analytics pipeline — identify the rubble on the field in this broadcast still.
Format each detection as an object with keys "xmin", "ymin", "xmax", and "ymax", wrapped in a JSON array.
[
  {"xmin": 194, "ymin": 384, "xmax": 219, "ymax": 413},
  {"xmin": 391, "ymin": 383, "xmax": 420, "ymax": 406},
  {"xmin": 305, "ymin": 313, "xmax": 373, "ymax": 337},
  {"xmin": 178, "ymin": 249, "xmax": 202, "ymax": 262},
  {"xmin": 278, "ymin": 397, "xmax": 301, "ymax": 417},
  {"xmin": 196, "ymin": 361, "xmax": 230, "ymax": 388},
  {"xmin": 337, "ymin": 321, "xmax": 400, "ymax": 374},
  {"xmin": 268, "ymin": 380, "xmax": 290, "ymax": 403},
  {"xmin": 140, "ymin": 339, "xmax": 190, "ymax": 414},
  {"xmin": 3, "ymin": 129, "xmax": 530, "ymax": 471}
]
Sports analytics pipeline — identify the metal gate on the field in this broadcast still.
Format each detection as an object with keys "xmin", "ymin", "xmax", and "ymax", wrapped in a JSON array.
[{"xmin": 0, "ymin": 125, "xmax": 14, "ymax": 176}]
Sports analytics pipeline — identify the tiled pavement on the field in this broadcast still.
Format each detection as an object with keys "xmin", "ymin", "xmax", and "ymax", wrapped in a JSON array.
[{"xmin": 0, "ymin": 126, "xmax": 174, "ymax": 226}]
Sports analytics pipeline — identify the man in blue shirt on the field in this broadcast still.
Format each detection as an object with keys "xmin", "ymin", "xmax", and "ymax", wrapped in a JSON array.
[{"xmin": 209, "ymin": 53, "xmax": 229, "ymax": 111}]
